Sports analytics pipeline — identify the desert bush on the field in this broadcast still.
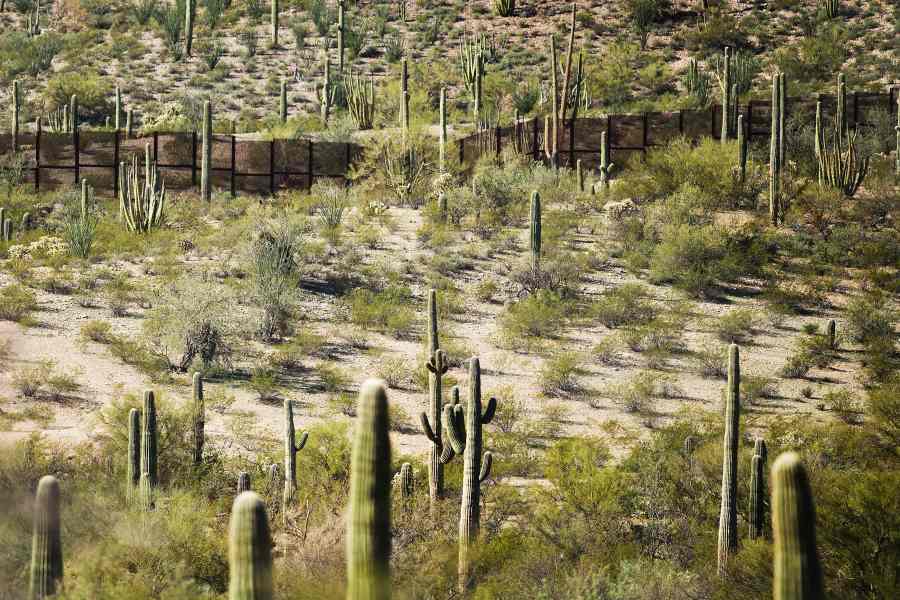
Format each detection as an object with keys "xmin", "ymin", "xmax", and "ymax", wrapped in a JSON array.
[
  {"xmin": 866, "ymin": 379, "xmax": 900, "ymax": 445},
  {"xmin": 589, "ymin": 283, "xmax": 657, "ymax": 328},
  {"xmin": 344, "ymin": 284, "xmax": 415, "ymax": 338},
  {"xmin": 79, "ymin": 319, "xmax": 113, "ymax": 344},
  {"xmin": 250, "ymin": 219, "xmax": 304, "ymax": 341},
  {"xmin": 248, "ymin": 367, "xmax": 280, "ymax": 401},
  {"xmin": 823, "ymin": 389, "xmax": 860, "ymax": 422},
  {"xmin": 592, "ymin": 336, "xmax": 624, "ymax": 366},
  {"xmin": 713, "ymin": 308, "xmax": 757, "ymax": 343},
  {"xmin": 11, "ymin": 360, "xmax": 53, "ymax": 397},
  {"xmin": 539, "ymin": 352, "xmax": 583, "ymax": 397},
  {"xmin": 845, "ymin": 292, "xmax": 896, "ymax": 345},
  {"xmin": 0, "ymin": 285, "xmax": 38, "ymax": 323},
  {"xmin": 695, "ymin": 345, "xmax": 728, "ymax": 378},
  {"xmin": 500, "ymin": 290, "xmax": 570, "ymax": 343},
  {"xmin": 0, "ymin": 32, "xmax": 65, "ymax": 78},
  {"xmin": 607, "ymin": 371, "xmax": 658, "ymax": 413},
  {"xmin": 374, "ymin": 355, "xmax": 415, "ymax": 389},
  {"xmin": 743, "ymin": 374, "xmax": 778, "ymax": 405},
  {"xmin": 44, "ymin": 73, "xmax": 114, "ymax": 123}
]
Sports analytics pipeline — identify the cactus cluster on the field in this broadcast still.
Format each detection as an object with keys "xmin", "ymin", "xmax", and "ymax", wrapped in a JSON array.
[
  {"xmin": 717, "ymin": 344, "xmax": 741, "ymax": 576},
  {"xmin": 443, "ymin": 358, "xmax": 497, "ymax": 592},
  {"xmin": 815, "ymin": 74, "xmax": 869, "ymax": 197},
  {"xmin": 347, "ymin": 379, "xmax": 391, "ymax": 600},
  {"xmin": 120, "ymin": 144, "xmax": 166, "ymax": 233},
  {"xmin": 45, "ymin": 105, "xmax": 73, "ymax": 134},
  {"xmin": 345, "ymin": 71, "xmax": 375, "ymax": 130}
]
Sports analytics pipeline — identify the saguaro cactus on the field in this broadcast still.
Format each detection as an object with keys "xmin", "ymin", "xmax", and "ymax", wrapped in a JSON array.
[
  {"xmin": 185, "ymin": 0, "xmax": 195, "ymax": 56},
  {"xmin": 444, "ymin": 358, "xmax": 496, "ymax": 592},
  {"xmin": 29, "ymin": 476, "xmax": 63, "ymax": 600},
  {"xmin": 779, "ymin": 73, "xmax": 786, "ymax": 167},
  {"xmin": 398, "ymin": 463, "xmax": 413, "ymax": 500},
  {"xmin": 529, "ymin": 190, "xmax": 541, "ymax": 270},
  {"xmin": 421, "ymin": 349, "xmax": 452, "ymax": 507},
  {"xmin": 114, "ymin": 85, "xmax": 122, "ymax": 131},
  {"xmin": 769, "ymin": 74, "xmax": 781, "ymax": 225},
  {"xmin": 717, "ymin": 344, "xmax": 741, "ymax": 576},
  {"xmin": 229, "ymin": 492, "xmax": 273, "ymax": 600},
  {"xmin": 737, "ymin": 114, "xmax": 747, "ymax": 183},
  {"xmin": 772, "ymin": 452, "xmax": 823, "ymax": 600},
  {"xmin": 598, "ymin": 130, "xmax": 613, "ymax": 191},
  {"xmin": 721, "ymin": 47, "xmax": 731, "ymax": 144},
  {"xmin": 749, "ymin": 452, "xmax": 765, "ymax": 540},
  {"xmin": 201, "ymin": 101, "xmax": 211, "ymax": 201},
  {"xmin": 347, "ymin": 379, "xmax": 391, "ymax": 600},
  {"xmin": 319, "ymin": 55, "xmax": 335, "ymax": 125},
  {"xmin": 140, "ymin": 390, "xmax": 158, "ymax": 510},
  {"xmin": 337, "ymin": 0, "xmax": 345, "ymax": 72},
  {"xmin": 192, "ymin": 372, "xmax": 204, "ymax": 465},
  {"xmin": 400, "ymin": 59, "xmax": 410, "ymax": 134},
  {"xmin": 894, "ymin": 95, "xmax": 899, "ymax": 176},
  {"xmin": 271, "ymin": 0, "xmax": 279, "ymax": 47},
  {"xmin": 549, "ymin": 35, "xmax": 559, "ymax": 165},
  {"xmin": 127, "ymin": 407, "xmax": 140, "ymax": 502},
  {"xmin": 237, "ymin": 472, "xmax": 251, "ymax": 494},
  {"xmin": 827, "ymin": 319, "xmax": 837, "ymax": 350},
  {"xmin": 439, "ymin": 87, "xmax": 447, "ymax": 173},
  {"xmin": 576, "ymin": 159, "xmax": 584, "ymax": 192},
  {"xmin": 282, "ymin": 399, "xmax": 309, "ymax": 520},
  {"xmin": 12, "ymin": 80, "xmax": 20, "ymax": 151}
]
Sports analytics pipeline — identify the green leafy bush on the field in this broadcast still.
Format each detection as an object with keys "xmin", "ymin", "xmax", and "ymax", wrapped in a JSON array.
[{"xmin": 44, "ymin": 73, "xmax": 114, "ymax": 123}]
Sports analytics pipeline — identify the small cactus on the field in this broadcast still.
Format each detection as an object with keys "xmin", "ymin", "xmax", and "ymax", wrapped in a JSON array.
[
  {"xmin": 228, "ymin": 492, "xmax": 273, "ymax": 600},
  {"xmin": 192, "ymin": 372, "xmax": 204, "ymax": 465},
  {"xmin": 282, "ymin": 399, "xmax": 309, "ymax": 522},
  {"xmin": 279, "ymin": 80, "xmax": 287, "ymax": 124},
  {"xmin": 444, "ymin": 357, "xmax": 496, "ymax": 592},
  {"xmin": 127, "ymin": 407, "xmax": 140, "ymax": 503},
  {"xmin": 772, "ymin": 452, "xmax": 823, "ymax": 600},
  {"xmin": 237, "ymin": 472, "xmax": 251, "ymax": 494},
  {"xmin": 598, "ymin": 130, "xmax": 614, "ymax": 191},
  {"xmin": 29, "ymin": 475, "xmax": 63, "ymax": 600},
  {"xmin": 827, "ymin": 319, "xmax": 837, "ymax": 350},
  {"xmin": 347, "ymin": 379, "xmax": 391, "ymax": 600},
  {"xmin": 717, "ymin": 344, "xmax": 740, "ymax": 576},
  {"xmin": 398, "ymin": 463, "xmax": 413, "ymax": 500},
  {"xmin": 749, "ymin": 453, "xmax": 765, "ymax": 540}
]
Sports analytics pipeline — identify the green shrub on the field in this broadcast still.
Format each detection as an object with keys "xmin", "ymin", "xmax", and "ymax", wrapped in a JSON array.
[
  {"xmin": 539, "ymin": 352, "xmax": 583, "ymax": 397},
  {"xmin": 589, "ymin": 283, "xmax": 656, "ymax": 328},
  {"xmin": 606, "ymin": 371, "xmax": 658, "ymax": 413},
  {"xmin": 11, "ymin": 360, "xmax": 53, "ymax": 397},
  {"xmin": 44, "ymin": 73, "xmax": 114, "ymax": 123},
  {"xmin": 713, "ymin": 308, "xmax": 758, "ymax": 343},
  {"xmin": 500, "ymin": 290, "xmax": 569, "ymax": 342},
  {"xmin": 0, "ymin": 285, "xmax": 38, "ymax": 323},
  {"xmin": 344, "ymin": 285, "xmax": 415, "ymax": 338},
  {"xmin": 79, "ymin": 319, "xmax": 113, "ymax": 344},
  {"xmin": 743, "ymin": 374, "xmax": 777, "ymax": 405},
  {"xmin": 649, "ymin": 224, "xmax": 729, "ymax": 297},
  {"xmin": 695, "ymin": 345, "xmax": 728, "ymax": 379},
  {"xmin": 845, "ymin": 292, "xmax": 896, "ymax": 345}
]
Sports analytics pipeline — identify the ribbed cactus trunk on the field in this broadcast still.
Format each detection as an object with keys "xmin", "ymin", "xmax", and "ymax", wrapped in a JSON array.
[
  {"xmin": 772, "ymin": 452, "xmax": 823, "ymax": 600},
  {"xmin": 576, "ymin": 159, "xmax": 583, "ymax": 192},
  {"xmin": 748, "ymin": 453, "xmax": 764, "ymax": 540},
  {"xmin": 444, "ymin": 358, "xmax": 496, "ymax": 593},
  {"xmin": 29, "ymin": 476, "xmax": 63, "ymax": 600},
  {"xmin": 827, "ymin": 319, "xmax": 836, "ymax": 350},
  {"xmin": 421, "ymin": 289, "xmax": 449, "ymax": 508},
  {"xmin": 271, "ymin": 0, "xmax": 279, "ymax": 47},
  {"xmin": 779, "ymin": 73, "xmax": 786, "ymax": 167},
  {"xmin": 229, "ymin": 492, "xmax": 273, "ymax": 600},
  {"xmin": 836, "ymin": 73, "xmax": 846, "ymax": 135},
  {"xmin": 737, "ymin": 114, "xmax": 747, "ymax": 183},
  {"xmin": 282, "ymin": 399, "xmax": 308, "ymax": 524},
  {"xmin": 201, "ymin": 101, "xmax": 211, "ymax": 201},
  {"xmin": 185, "ymin": 0, "xmax": 195, "ymax": 56},
  {"xmin": 70, "ymin": 94, "xmax": 77, "ymax": 131},
  {"xmin": 549, "ymin": 35, "xmax": 559, "ymax": 167},
  {"xmin": 721, "ymin": 47, "xmax": 731, "ymax": 144},
  {"xmin": 717, "ymin": 344, "xmax": 741, "ymax": 577},
  {"xmin": 192, "ymin": 372, "xmax": 204, "ymax": 465},
  {"xmin": 126, "ymin": 108, "xmax": 134, "ymax": 138},
  {"xmin": 400, "ymin": 59, "xmax": 409, "ymax": 134},
  {"xmin": 140, "ymin": 390, "xmax": 158, "ymax": 510},
  {"xmin": 337, "ymin": 0, "xmax": 345, "ymax": 73},
  {"xmin": 894, "ymin": 96, "xmax": 899, "ymax": 176},
  {"xmin": 529, "ymin": 191, "xmax": 541, "ymax": 270},
  {"xmin": 769, "ymin": 75, "xmax": 780, "ymax": 225},
  {"xmin": 439, "ymin": 87, "xmax": 447, "ymax": 173},
  {"xmin": 599, "ymin": 130, "xmax": 612, "ymax": 190},
  {"xmin": 127, "ymin": 407, "xmax": 140, "ymax": 503},
  {"xmin": 347, "ymin": 379, "xmax": 391, "ymax": 600},
  {"xmin": 237, "ymin": 472, "xmax": 251, "ymax": 494},
  {"xmin": 12, "ymin": 80, "xmax": 19, "ymax": 151},
  {"xmin": 279, "ymin": 80, "xmax": 287, "ymax": 123}
]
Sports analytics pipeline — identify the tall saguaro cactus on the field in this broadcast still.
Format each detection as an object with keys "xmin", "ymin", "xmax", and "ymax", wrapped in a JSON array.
[
  {"xmin": 721, "ymin": 47, "xmax": 731, "ymax": 144},
  {"xmin": 737, "ymin": 114, "xmax": 747, "ymax": 183},
  {"xmin": 894, "ymin": 95, "xmax": 899, "ymax": 176},
  {"xmin": 529, "ymin": 190, "xmax": 541, "ymax": 270},
  {"xmin": 140, "ymin": 390, "xmax": 158, "ymax": 510},
  {"xmin": 271, "ymin": 0, "xmax": 279, "ymax": 47},
  {"xmin": 769, "ymin": 74, "xmax": 781, "ymax": 225},
  {"xmin": 444, "ymin": 358, "xmax": 497, "ymax": 592},
  {"xmin": 749, "ymin": 451, "xmax": 765, "ymax": 540},
  {"xmin": 717, "ymin": 344, "xmax": 741, "ymax": 576},
  {"xmin": 114, "ymin": 85, "xmax": 122, "ymax": 131},
  {"xmin": 421, "ymin": 348, "xmax": 452, "ymax": 508},
  {"xmin": 439, "ymin": 87, "xmax": 447, "ymax": 173},
  {"xmin": 229, "ymin": 492, "xmax": 273, "ymax": 600},
  {"xmin": 282, "ymin": 399, "xmax": 309, "ymax": 521},
  {"xmin": 201, "ymin": 101, "xmax": 211, "ymax": 201},
  {"xmin": 337, "ymin": 0, "xmax": 345, "ymax": 73},
  {"xmin": 598, "ymin": 130, "xmax": 613, "ymax": 191},
  {"xmin": 29, "ymin": 476, "xmax": 63, "ymax": 600},
  {"xmin": 192, "ymin": 372, "xmax": 204, "ymax": 465},
  {"xmin": 772, "ymin": 452, "xmax": 823, "ymax": 600},
  {"xmin": 549, "ymin": 34, "xmax": 559, "ymax": 166},
  {"xmin": 279, "ymin": 80, "xmax": 287, "ymax": 123},
  {"xmin": 347, "ymin": 379, "xmax": 391, "ymax": 600},
  {"xmin": 779, "ymin": 73, "xmax": 786, "ymax": 167},
  {"xmin": 185, "ymin": 0, "xmax": 195, "ymax": 56},
  {"xmin": 12, "ymin": 80, "xmax": 20, "ymax": 151},
  {"xmin": 127, "ymin": 407, "xmax": 141, "ymax": 502}
]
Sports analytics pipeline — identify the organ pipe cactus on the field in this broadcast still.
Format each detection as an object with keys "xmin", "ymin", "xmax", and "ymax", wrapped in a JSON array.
[
  {"xmin": 815, "ymin": 94, "xmax": 869, "ymax": 197},
  {"xmin": 345, "ymin": 71, "xmax": 375, "ymax": 130},
  {"xmin": 120, "ymin": 144, "xmax": 166, "ymax": 232},
  {"xmin": 229, "ymin": 492, "xmax": 273, "ymax": 600},
  {"xmin": 29, "ymin": 476, "xmax": 63, "ymax": 600},
  {"xmin": 493, "ymin": 0, "xmax": 515, "ymax": 17},
  {"xmin": 347, "ymin": 379, "xmax": 391, "ymax": 600},
  {"xmin": 459, "ymin": 34, "xmax": 485, "ymax": 107},
  {"xmin": 282, "ymin": 399, "xmax": 309, "ymax": 521},
  {"xmin": 192, "ymin": 372, "xmax": 204, "ymax": 465},
  {"xmin": 444, "ymin": 358, "xmax": 496, "ymax": 592},
  {"xmin": 237, "ymin": 472, "xmax": 251, "ymax": 494},
  {"xmin": 140, "ymin": 390, "xmax": 158, "ymax": 510},
  {"xmin": 717, "ymin": 344, "xmax": 740, "ymax": 577},
  {"xmin": 127, "ymin": 407, "xmax": 140, "ymax": 503},
  {"xmin": 201, "ymin": 101, "xmax": 211, "ymax": 201},
  {"xmin": 529, "ymin": 190, "xmax": 541, "ymax": 270},
  {"xmin": 772, "ymin": 452, "xmax": 823, "ymax": 600}
]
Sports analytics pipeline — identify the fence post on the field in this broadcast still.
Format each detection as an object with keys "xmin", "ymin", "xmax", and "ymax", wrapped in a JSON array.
[
  {"xmin": 642, "ymin": 113, "xmax": 649, "ymax": 155},
  {"xmin": 34, "ymin": 121, "xmax": 41, "ymax": 192},
  {"xmin": 230, "ymin": 134, "xmax": 236, "ymax": 197},
  {"xmin": 678, "ymin": 110, "xmax": 684, "ymax": 136},
  {"xmin": 746, "ymin": 101, "xmax": 754, "ymax": 144},
  {"xmin": 113, "ymin": 128, "xmax": 120, "ymax": 199},
  {"xmin": 532, "ymin": 117, "xmax": 539, "ymax": 160},
  {"xmin": 711, "ymin": 105, "xmax": 717, "ymax": 137},
  {"xmin": 307, "ymin": 140, "xmax": 314, "ymax": 190},
  {"xmin": 495, "ymin": 124, "xmax": 501, "ymax": 160},
  {"xmin": 191, "ymin": 131, "xmax": 198, "ymax": 188},
  {"xmin": 153, "ymin": 132, "xmax": 159, "ymax": 164},
  {"xmin": 269, "ymin": 139, "xmax": 275, "ymax": 195},
  {"xmin": 458, "ymin": 138, "xmax": 464, "ymax": 166},
  {"xmin": 853, "ymin": 91, "xmax": 859, "ymax": 126},
  {"xmin": 569, "ymin": 118, "xmax": 575, "ymax": 167}
]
